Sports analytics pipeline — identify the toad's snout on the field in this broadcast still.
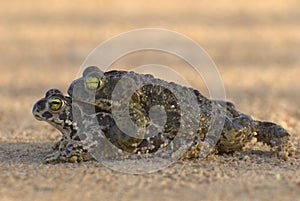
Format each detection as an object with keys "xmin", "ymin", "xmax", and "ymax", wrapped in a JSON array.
[{"xmin": 32, "ymin": 99, "xmax": 47, "ymax": 120}]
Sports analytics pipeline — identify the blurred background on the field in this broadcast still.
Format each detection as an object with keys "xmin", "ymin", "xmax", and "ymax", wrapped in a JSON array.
[{"xmin": 0, "ymin": 0, "xmax": 299, "ymax": 141}]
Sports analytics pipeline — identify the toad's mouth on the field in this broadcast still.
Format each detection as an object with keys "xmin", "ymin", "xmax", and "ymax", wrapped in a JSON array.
[{"xmin": 33, "ymin": 114, "xmax": 43, "ymax": 121}]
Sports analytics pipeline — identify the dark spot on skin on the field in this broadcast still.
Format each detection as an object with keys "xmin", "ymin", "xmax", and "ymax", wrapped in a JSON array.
[
  {"xmin": 36, "ymin": 100, "xmax": 46, "ymax": 111},
  {"xmin": 42, "ymin": 111, "xmax": 53, "ymax": 119},
  {"xmin": 98, "ymin": 115, "xmax": 114, "ymax": 127},
  {"xmin": 59, "ymin": 113, "xmax": 67, "ymax": 121},
  {"xmin": 73, "ymin": 135, "xmax": 80, "ymax": 141}
]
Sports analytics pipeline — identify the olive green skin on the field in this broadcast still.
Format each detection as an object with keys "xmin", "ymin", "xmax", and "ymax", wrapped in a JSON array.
[{"xmin": 67, "ymin": 67, "xmax": 291, "ymax": 157}]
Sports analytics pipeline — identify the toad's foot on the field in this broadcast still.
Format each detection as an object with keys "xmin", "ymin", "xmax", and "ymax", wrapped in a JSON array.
[
  {"xmin": 51, "ymin": 137, "xmax": 69, "ymax": 151},
  {"xmin": 44, "ymin": 142, "xmax": 94, "ymax": 163},
  {"xmin": 44, "ymin": 150, "xmax": 94, "ymax": 163},
  {"xmin": 44, "ymin": 151, "xmax": 77, "ymax": 163}
]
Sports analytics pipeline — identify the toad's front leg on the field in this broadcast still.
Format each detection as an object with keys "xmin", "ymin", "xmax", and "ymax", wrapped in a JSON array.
[
  {"xmin": 44, "ymin": 140, "xmax": 94, "ymax": 163},
  {"xmin": 51, "ymin": 136, "xmax": 69, "ymax": 151}
]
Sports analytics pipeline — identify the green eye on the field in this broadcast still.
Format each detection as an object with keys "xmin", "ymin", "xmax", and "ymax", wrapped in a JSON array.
[
  {"xmin": 86, "ymin": 76, "xmax": 103, "ymax": 90},
  {"xmin": 49, "ymin": 97, "xmax": 64, "ymax": 111}
]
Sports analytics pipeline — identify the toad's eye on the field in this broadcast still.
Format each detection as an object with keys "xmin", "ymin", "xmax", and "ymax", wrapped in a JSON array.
[
  {"xmin": 85, "ymin": 76, "xmax": 103, "ymax": 90},
  {"xmin": 49, "ymin": 97, "xmax": 64, "ymax": 111}
]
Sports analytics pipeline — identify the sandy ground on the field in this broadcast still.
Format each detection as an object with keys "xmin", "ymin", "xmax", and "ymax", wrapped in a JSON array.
[{"xmin": 0, "ymin": 1, "xmax": 300, "ymax": 201}]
